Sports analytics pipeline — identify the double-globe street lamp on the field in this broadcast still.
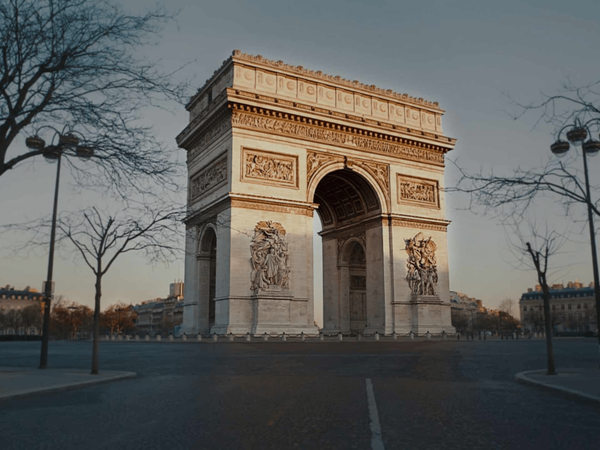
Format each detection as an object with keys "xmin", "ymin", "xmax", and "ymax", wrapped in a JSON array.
[
  {"xmin": 551, "ymin": 118, "xmax": 600, "ymax": 366},
  {"xmin": 25, "ymin": 127, "xmax": 93, "ymax": 369}
]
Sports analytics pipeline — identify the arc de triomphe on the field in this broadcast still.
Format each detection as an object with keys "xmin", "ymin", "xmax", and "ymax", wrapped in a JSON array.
[{"xmin": 177, "ymin": 51, "xmax": 456, "ymax": 335}]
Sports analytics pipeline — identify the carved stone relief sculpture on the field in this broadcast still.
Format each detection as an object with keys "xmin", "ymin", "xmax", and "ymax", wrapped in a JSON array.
[
  {"xmin": 250, "ymin": 221, "xmax": 291, "ymax": 292},
  {"xmin": 189, "ymin": 155, "xmax": 228, "ymax": 201},
  {"xmin": 397, "ymin": 175, "xmax": 439, "ymax": 207},
  {"xmin": 242, "ymin": 148, "xmax": 298, "ymax": 188},
  {"xmin": 405, "ymin": 232, "xmax": 438, "ymax": 296},
  {"xmin": 307, "ymin": 151, "xmax": 340, "ymax": 180},
  {"xmin": 354, "ymin": 160, "xmax": 389, "ymax": 196}
]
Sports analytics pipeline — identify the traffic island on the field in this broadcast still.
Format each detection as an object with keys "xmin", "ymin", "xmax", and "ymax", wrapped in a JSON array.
[
  {"xmin": 0, "ymin": 367, "xmax": 136, "ymax": 401},
  {"xmin": 516, "ymin": 369, "xmax": 600, "ymax": 404}
]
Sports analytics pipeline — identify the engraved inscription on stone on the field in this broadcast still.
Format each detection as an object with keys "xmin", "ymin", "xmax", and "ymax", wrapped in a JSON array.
[
  {"xmin": 250, "ymin": 221, "xmax": 291, "ymax": 292},
  {"xmin": 397, "ymin": 175, "xmax": 439, "ymax": 207},
  {"xmin": 242, "ymin": 148, "xmax": 298, "ymax": 188},
  {"xmin": 189, "ymin": 155, "xmax": 227, "ymax": 201},
  {"xmin": 405, "ymin": 232, "xmax": 438, "ymax": 296}
]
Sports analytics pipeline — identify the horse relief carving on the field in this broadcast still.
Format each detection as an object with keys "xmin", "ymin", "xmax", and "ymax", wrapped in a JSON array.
[
  {"xmin": 250, "ymin": 221, "xmax": 291, "ymax": 292},
  {"xmin": 405, "ymin": 232, "xmax": 438, "ymax": 296}
]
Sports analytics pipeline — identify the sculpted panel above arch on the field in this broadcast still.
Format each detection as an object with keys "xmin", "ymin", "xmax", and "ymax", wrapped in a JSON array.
[{"xmin": 307, "ymin": 151, "xmax": 390, "ymax": 211}]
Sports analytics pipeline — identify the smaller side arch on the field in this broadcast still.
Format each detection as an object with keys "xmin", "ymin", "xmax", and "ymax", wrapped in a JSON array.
[
  {"xmin": 197, "ymin": 222, "xmax": 218, "ymax": 257},
  {"xmin": 338, "ymin": 236, "xmax": 367, "ymax": 267}
]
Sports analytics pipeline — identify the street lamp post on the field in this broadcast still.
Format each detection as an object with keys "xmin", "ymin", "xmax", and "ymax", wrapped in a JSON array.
[
  {"xmin": 551, "ymin": 118, "xmax": 600, "ymax": 367},
  {"xmin": 26, "ymin": 127, "xmax": 94, "ymax": 369}
]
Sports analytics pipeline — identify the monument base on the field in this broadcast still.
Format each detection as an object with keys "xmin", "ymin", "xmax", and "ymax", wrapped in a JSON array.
[
  {"xmin": 210, "ymin": 291, "xmax": 318, "ymax": 335},
  {"xmin": 392, "ymin": 295, "xmax": 455, "ymax": 335}
]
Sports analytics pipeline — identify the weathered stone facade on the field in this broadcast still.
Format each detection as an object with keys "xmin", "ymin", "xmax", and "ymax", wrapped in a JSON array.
[{"xmin": 177, "ymin": 50, "xmax": 456, "ymax": 335}]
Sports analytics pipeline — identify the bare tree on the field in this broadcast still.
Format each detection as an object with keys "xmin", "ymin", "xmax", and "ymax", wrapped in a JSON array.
[
  {"xmin": 4, "ymin": 309, "xmax": 22, "ymax": 334},
  {"xmin": 448, "ymin": 80, "xmax": 600, "ymax": 223},
  {"xmin": 498, "ymin": 298, "xmax": 515, "ymax": 318},
  {"xmin": 5, "ymin": 202, "xmax": 184, "ymax": 373},
  {"xmin": 0, "ymin": 0, "xmax": 189, "ymax": 193},
  {"xmin": 21, "ymin": 302, "xmax": 43, "ymax": 334},
  {"xmin": 506, "ymin": 220, "xmax": 565, "ymax": 375},
  {"xmin": 58, "ymin": 205, "xmax": 183, "ymax": 373},
  {"xmin": 101, "ymin": 302, "xmax": 137, "ymax": 336}
]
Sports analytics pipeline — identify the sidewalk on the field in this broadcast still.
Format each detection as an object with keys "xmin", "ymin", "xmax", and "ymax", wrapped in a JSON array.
[
  {"xmin": 516, "ymin": 368, "xmax": 600, "ymax": 404},
  {"xmin": 0, "ymin": 367, "xmax": 136, "ymax": 401}
]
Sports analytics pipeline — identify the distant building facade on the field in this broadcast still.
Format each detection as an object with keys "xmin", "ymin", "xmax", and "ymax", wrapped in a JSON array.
[
  {"xmin": 449, "ymin": 291, "xmax": 515, "ymax": 332},
  {"xmin": 0, "ymin": 285, "xmax": 43, "ymax": 335},
  {"xmin": 520, "ymin": 281, "xmax": 598, "ymax": 333},
  {"xmin": 133, "ymin": 282, "xmax": 184, "ymax": 336}
]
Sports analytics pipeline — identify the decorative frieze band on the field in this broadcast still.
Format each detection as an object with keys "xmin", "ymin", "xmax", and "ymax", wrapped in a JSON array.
[
  {"xmin": 391, "ymin": 218, "xmax": 448, "ymax": 232},
  {"xmin": 242, "ymin": 148, "xmax": 298, "ymax": 189},
  {"xmin": 188, "ymin": 114, "xmax": 232, "ymax": 162},
  {"xmin": 397, "ymin": 175, "xmax": 439, "ymax": 208},
  {"xmin": 231, "ymin": 198, "xmax": 314, "ymax": 217},
  {"xmin": 189, "ymin": 155, "xmax": 228, "ymax": 201},
  {"xmin": 231, "ymin": 107, "xmax": 445, "ymax": 166}
]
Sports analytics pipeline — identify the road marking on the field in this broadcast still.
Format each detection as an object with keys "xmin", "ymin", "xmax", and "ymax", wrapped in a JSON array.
[{"xmin": 365, "ymin": 378, "xmax": 385, "ymax": 450}]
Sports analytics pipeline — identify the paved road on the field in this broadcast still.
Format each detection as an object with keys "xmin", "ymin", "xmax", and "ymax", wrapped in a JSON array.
[{"xmin": 1, "ymin": 339, "xmax": 599, "ymax": 449}]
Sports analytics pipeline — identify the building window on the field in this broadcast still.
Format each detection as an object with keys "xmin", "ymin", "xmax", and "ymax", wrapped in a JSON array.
[
  {"xmin": 561, "ymin": 304, "xmax": 565, "ymax": 310},
  {"xmin": 552, "ymin": 305, "xmax": 555, "ymax": 310},
  {"xmin": 568, "ymin": 304, "xmax": 572, "ymax": 310},
  {"xmin": 523, "ymin": 306, "xmax": 527, "ymax": 312},
  {"xmin": 577, "ymin": 304, "xmax": 581, "ymax": 309},
  {"xmin": 584, "ymin": 303, "xmax": 588, "ymax": 309}
]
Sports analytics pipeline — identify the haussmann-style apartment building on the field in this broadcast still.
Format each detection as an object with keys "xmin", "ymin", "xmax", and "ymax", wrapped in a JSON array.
[{"xmin": 520, "ymin": 281, "xmax": 598, "ymax": 333}]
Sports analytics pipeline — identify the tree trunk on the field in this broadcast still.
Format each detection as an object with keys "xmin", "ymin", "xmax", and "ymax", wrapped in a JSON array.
[
  {"xmin": 541, "ymin": 284, "xmax": 557, "ymax": 375},
  {"xmin": 91, "ymin": 274, "xmax": 102, "ymax": 375}
]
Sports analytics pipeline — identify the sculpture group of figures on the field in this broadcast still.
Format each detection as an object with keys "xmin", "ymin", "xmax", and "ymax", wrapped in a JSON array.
[
  {"xmin": 400, "ymin": 181, "xmax": 436, "ymax": 204},
  {"xmin": 250, "ymin": 221, "xmax": 291, "ymax": 292},
  {"xmin": 405, "ymin": 232, "xmax": 438, "ymax": 296},
  {"xmin": 246, "ymin": 154, "xmax": 294, "ymax": 182}
]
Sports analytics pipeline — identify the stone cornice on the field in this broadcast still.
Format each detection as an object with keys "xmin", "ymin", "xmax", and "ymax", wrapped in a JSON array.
[
  {"xmin": 177, "ymin": 96, "xmax": 230, "ymax": 150},
  {"xmin": 388, "ymin": 214, "xmax": 451, "ymax": 232},
  {"xmin": 229, "ymin": 193, "xmax": 316, "ymax": 217},
  {"xmin": 185, "ymin": 193, "xmax": 318, "ymax": 226},
  {"xmin": 228, "ymin": 89, "xmax": 455, "ymax": 148},
  {"xmin": 230, "ymin": 103, "xmax": 448, "ymax": 166},
  {"xmin": 189, "ymin": 50, "xmax": 443, "ymax": 113}
]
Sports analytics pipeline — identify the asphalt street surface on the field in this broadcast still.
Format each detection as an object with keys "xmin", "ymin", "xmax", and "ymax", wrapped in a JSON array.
[{"xmin": 1, "ymin": 339, "xmax": 599, "ymax": 450}]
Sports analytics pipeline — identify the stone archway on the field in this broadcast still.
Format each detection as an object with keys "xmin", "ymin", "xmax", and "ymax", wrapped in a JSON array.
[
  {"xmin": 178, "ymin": 50, "xmax": 456, "ymax": 335},
  {"xmin": 312, "ymin": 168, "xmax": 386, "ymax": 334},
  {"xmin": 193, "ymin": 225, "xmax": 217, "ymax": 335}
]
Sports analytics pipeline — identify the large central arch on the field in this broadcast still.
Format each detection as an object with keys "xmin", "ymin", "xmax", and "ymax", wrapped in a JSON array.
[{"xmin": 312, "ymin": 168, "xmax": 386, "ymax": 334}]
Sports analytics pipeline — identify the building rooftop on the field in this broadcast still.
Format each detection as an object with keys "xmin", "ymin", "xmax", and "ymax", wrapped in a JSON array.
[{"xmin": 521, "ymin": 281, "xmax": 595, "ymax": 300}]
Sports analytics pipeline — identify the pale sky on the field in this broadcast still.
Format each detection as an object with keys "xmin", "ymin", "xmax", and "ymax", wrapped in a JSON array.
[{"xmin": 1, "ymin": 0, "xmax": 600, "ymax": 316}]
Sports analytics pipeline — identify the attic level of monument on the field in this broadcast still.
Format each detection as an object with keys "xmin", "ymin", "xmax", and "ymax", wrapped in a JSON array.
[
  {"xmin": 191, "ymin": 50, "xmax": 443, "ymax": 112},
  {"xmin": 177, "ymin": 51, "xmax": 456, "ymax": 150}
]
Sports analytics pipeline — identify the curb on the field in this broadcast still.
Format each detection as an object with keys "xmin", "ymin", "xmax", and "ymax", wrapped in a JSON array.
[
  {"xmin": 515, "ymin": 369, "xmax": 600, "ymax": 405},
  {"xmin": 0, "ymin": 370, "xmax": 137, "ymax": 401}
]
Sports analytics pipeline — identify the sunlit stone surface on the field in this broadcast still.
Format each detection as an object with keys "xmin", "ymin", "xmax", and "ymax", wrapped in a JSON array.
[{"xmin": 176, "ymin": 51, "xmax": 456, "ymax": 335}]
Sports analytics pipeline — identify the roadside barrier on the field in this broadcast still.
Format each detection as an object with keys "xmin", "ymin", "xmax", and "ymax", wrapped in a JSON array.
[{"xmin": 100, "ymin": 329, "xmax": 531, "ymax": 342}]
